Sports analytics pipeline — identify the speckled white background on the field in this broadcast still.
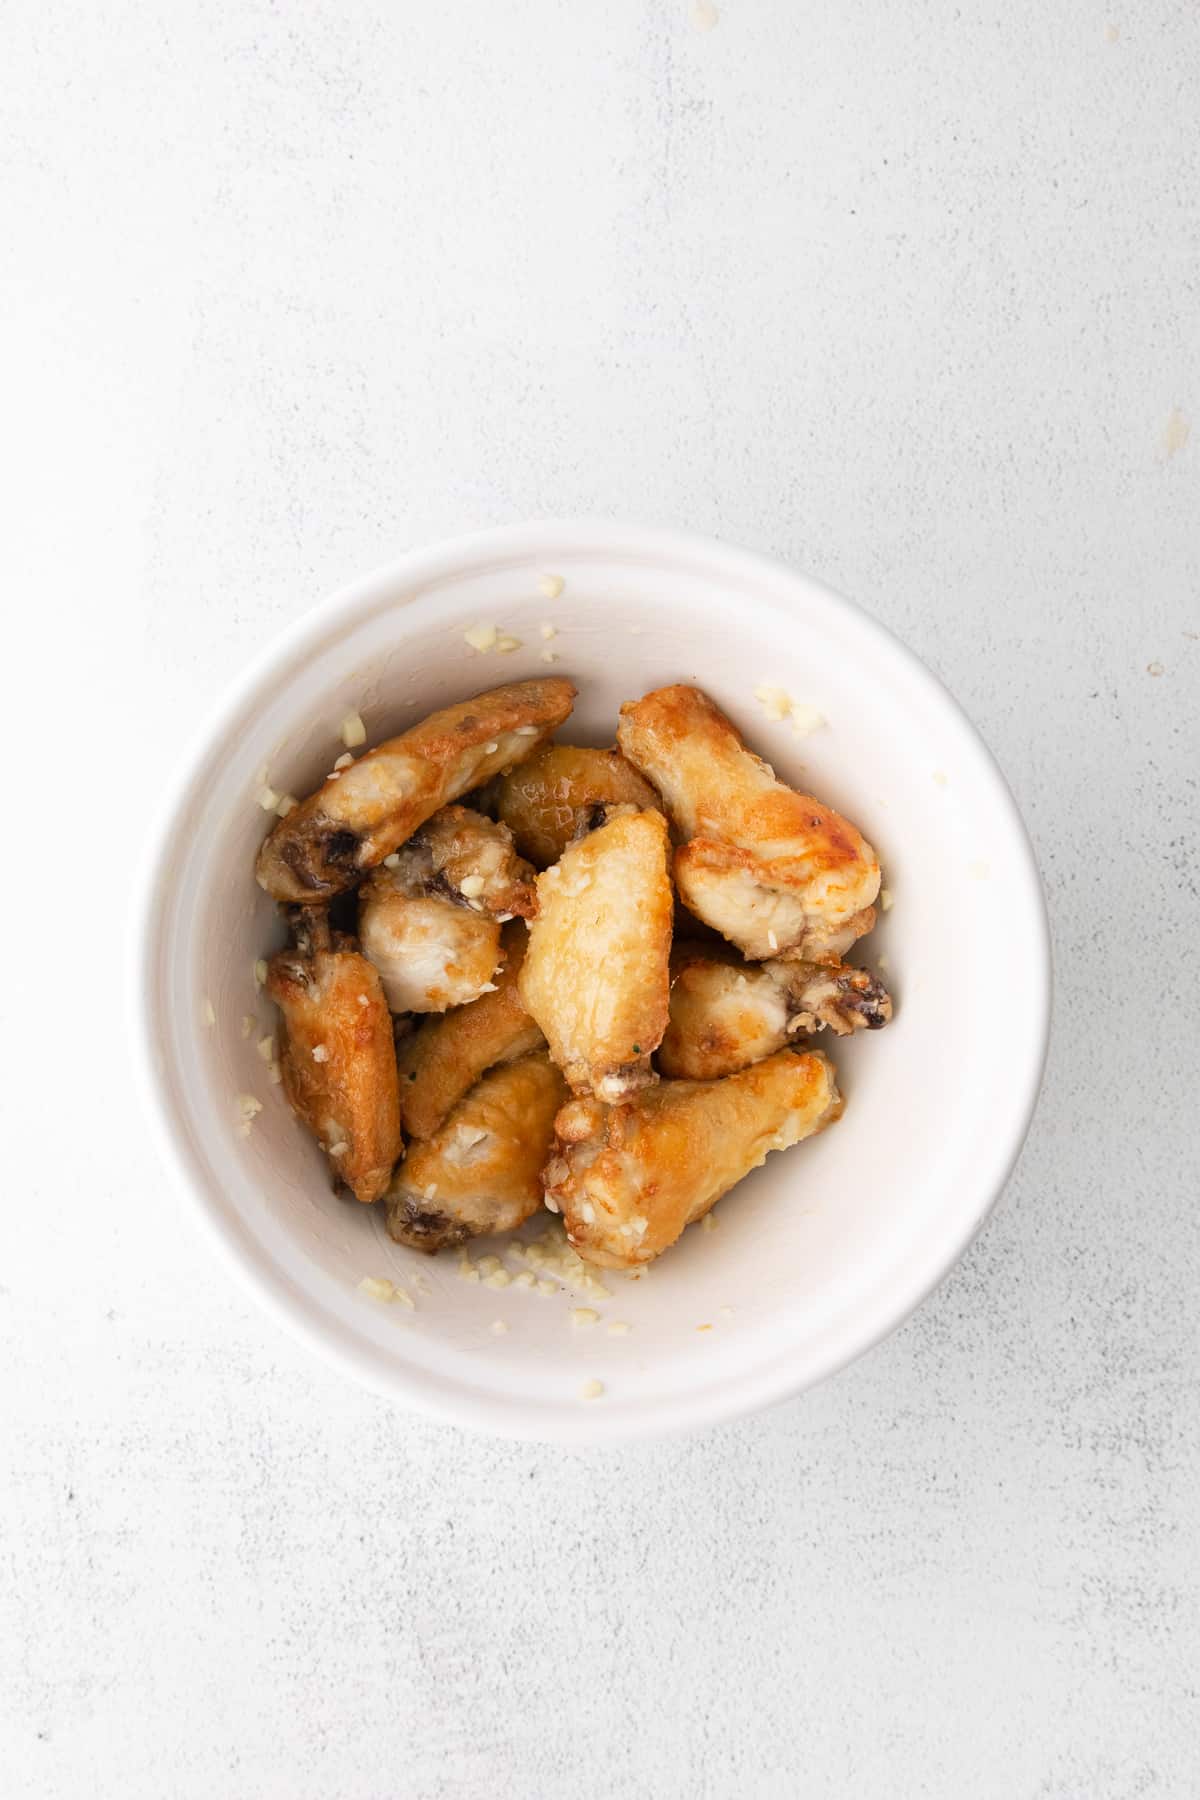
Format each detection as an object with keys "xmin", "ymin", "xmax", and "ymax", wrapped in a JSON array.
[{"xmin": 3, "ymin": 1, "xmax": 1198, "ymax": 1795}]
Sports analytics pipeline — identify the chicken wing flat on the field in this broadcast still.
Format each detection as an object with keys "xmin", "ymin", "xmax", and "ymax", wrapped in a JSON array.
[
  {"xmin": 397, "ymin": 923, "xmax": 544, "ymax": 1139},
  {"xmin": 265, "ymin": 911, "xmax": 402, "ymax": 1204},
  {"xmin": 617, "ymin": 684, "xmax": 880, "ymax": 962},
  {"xmin": 385, "ymin": 1051, "xmax": 567, "ymax": 1253},
  {"xmin": 658, "ymin": 942, "xmax": 892, "ymax": 1079},
  {"xmin": 485, "ymin": 743, "xmax": 661, "ymax": 868},
  {"xmin": 519, "ymin": 808, "xmax": 673, "ymax": 1102},
  {"xmin": 256, "ymin": 677, "xmax": 576, "ymax": 902},
  {"xmin": 545, "ymin": 1048, "xmax": 841, "ymax": 1269}
]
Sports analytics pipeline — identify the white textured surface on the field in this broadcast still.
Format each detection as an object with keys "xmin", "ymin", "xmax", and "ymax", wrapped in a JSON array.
[{"xmin": 1, "ymin": 1, "xmax": 1197, "ymax": 1796}]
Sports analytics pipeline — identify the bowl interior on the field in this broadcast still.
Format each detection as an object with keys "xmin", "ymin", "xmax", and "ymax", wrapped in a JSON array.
[{"xmin": 141, "ymin": 527, "xmax": 1047, "ymax": 1441}]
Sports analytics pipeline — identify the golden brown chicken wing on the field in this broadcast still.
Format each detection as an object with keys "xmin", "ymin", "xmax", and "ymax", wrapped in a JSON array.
[
  {"xmin": 658, "ymin": 942, "xmax": 892, "ymax": 1079},
  {"xmin": 519, "ymin": 808, "xmax": 673, "ymax": 1102},
  {"xmin": 545, "ymin": 1049, "xmax": 841, "ymax": 1269},
  {"xmin": 358, "ymin": 807, "xmax": 535, "ymax": 1013},
  {"xmin": 485, "ymin": 743, "xmax": 661, "ymax": 868},
  {"xmin": 385, "ymin": 1051, "xmax": 567, "ymax": 1253},
  {"xmin": 265, "ymin": 910, "xmax": 402, "ymax": 1203},
  {"xmin": 256, "ymin": 677, "xmax": 576, "ymax": 902},
  {"xmin": 396, "ymin": 923, "xmax": 544, "ymax": 1139},
  {"xmin": 617, "ymin": 685, "xmax": 880, "ymax": 962}
]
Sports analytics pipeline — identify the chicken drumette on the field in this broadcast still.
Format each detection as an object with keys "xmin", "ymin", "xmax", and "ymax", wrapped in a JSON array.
[
  {"xmin": 544, "ymin": 1049, "xmax": 842, "ymax": 1269},
  {"xmin": 658, "ymin": 941, "xmax": 892, "ymax": 1080},
  {"xmin": 618, "ymin": 685, "xmax": 880, "ymax": 962},
  {"xmin": 483, "ymin": 743, "xmax": 661, "ymax": 869},
  {"xmin": 358, "ymin": 806, "xmax": 535, "ymax": 1013}
]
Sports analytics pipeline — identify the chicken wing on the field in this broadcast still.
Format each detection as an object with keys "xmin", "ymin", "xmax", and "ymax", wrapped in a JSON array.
[
  {"xmin": 385, "ymin": 1051, "xmax": 567, "ymax": 1253},
  {"xmin": 412, "ymin": 806, "xmax": 537, "ymax": 919},
  {"xmin": 518, "ymin": 808, "xmax": 673, "ymax": 1101},
  {"xmin": 358, "ymin": 806, "xmax": 536, "ymax": 1013},
  {"xmin": 265, "ymin": 910, "xmax": 402, "ymax": 1204},
  {"xmin": 485, "ymin": 743, "xmax": 661, "ymax": 868},
  {"xmin": 545, "ymin": 1049, "xmax": 841, "ymax": 1269},
  {"xmin": 397, "ymin": 923, "xmax": 544, "ymax": 1139},
  {"xmin": 617, "ymin": 684, "xmax": 880, "ymax": 962},
  {"xmin": 256, "ymin": 677, "xmax": 576, "ymax": 902},
  {"xmin": 658, "ymin": 942, "xmax": 892, "ymax": 1079}
]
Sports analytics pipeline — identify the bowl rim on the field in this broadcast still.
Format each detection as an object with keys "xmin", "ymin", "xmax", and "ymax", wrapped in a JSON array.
[{"xmin": 131, "ymin": 519, "xmax": 1052, "ymax": 1442}]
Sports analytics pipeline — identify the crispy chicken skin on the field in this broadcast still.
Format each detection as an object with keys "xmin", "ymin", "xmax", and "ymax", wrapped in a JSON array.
[
  {"xmin": 385, "ymin": 1052, "xmax": 567, "ymax": 1253},
  {"xmin": 519, "ymin": 808, "xmax": 673, "ymax": 1102},
  {"xmin": 485, "ymin": 743, "xmax": 661, "ymax": 868},
  {"xmin": 397, "ymin": 924, "xmax": 544, "ymax": 1139},
  {"xmin": 545, "ymin": 1049, "xmax": 842, "ymax": 1269},
  {"xmin": 265, "ymin": 910, "xmax": 402, "ymax": 1203},
  {"xmin": 358, "ymin": 806, "xmax": 535, "ymax": 1013},
  {"xmin": 617, "ymin": 684, "xmax": 880, "ymax": 962},
  {"xmin": 256, "ymin": 677, "xmax": 576, "ymax": 902},
  {"xmin": 658, "ymin": 942, "xmax": 892, "ymax": 1079}
]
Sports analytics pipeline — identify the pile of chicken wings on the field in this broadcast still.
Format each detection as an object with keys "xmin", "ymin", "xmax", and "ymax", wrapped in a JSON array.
[{"xmin": 255, "ymin": 677, "xmax": 892, "ymax": 1271}]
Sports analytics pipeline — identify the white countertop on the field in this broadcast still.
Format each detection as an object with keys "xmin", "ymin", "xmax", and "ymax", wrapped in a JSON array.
[{"xmin": 3, "ymin": 2, "xmax": 1197, "ymax": 1795}]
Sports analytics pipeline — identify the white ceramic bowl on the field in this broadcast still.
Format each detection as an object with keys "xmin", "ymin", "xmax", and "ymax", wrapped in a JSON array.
[{"xmin": 135, "ymin": 522, "xmax": 1049, "ymax": 1442}]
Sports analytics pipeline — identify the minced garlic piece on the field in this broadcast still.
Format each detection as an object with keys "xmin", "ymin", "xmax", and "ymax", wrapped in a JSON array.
[
  {"xmin": 235, "ymin": 1093, "xmax": 263, "ymax": 1138},
  {"xmin": 358, "ymin": 1277, "xmax": 394, "ymax": 1302},
  {"xmin": 537, "ymin": 1279, "xmax": 556, "ymax": 1297},
  {"xmin": 539, "ymin": 649, "xmax": 558, "ymax": 664},
  {"xmin": 310, "ymin": 1044, "xmax": 329, "ymax": 1063},
  {"xmin": 464, "ymin": 623, "xmax": 499, "ymax": 653},
  {"xmin": 477, "ymin": 1255, "xmax": 502, "ymax": 1277},
  {"xmin": 700, "ymin": 1212, "xmax": 717, "ymax": 1233},
  {"xmin": 458, "ymin": 1258, "xmax": 480, "ymax": 1284},
  {"xmin": 514, "ymin": 1271, "xmax": 536, "ymax": 1289},
  {"xmin": 754, "ymin": 685, "xmax": 824, "ymax": 737},
  {"xmin": 257, "ymin": 785, "xmax": 280, "ymax": 812},
  {"xmin": 580, "ymin": 1378, "xmax": 604, "ymax": 1400},
  {"xmin": 539, "ymin": 622, "xmax": 557, "ymax": 640},
  {"xmin": 383, "ymin": 852, "xmax": 400, "ymax": 868},
  {"xmin": 879, "ymin": 888, "xmax": 894, "ymax": 912},
  {"xmin": 340, "ymin": 711, "xmax": 366, "ymax": 748},
  {"xmin": 485, "ymin": 1269, "xmax": 511, "ymax": 1290},
  {"xmin": 571, "ymin": 1307, "xmax": 599, "ymax": 1327},
  {"xmin": 789, "ymin": 703, "xmax": 824, "ymax": 737},
  {"xmin": 274, "ymin": 793, "xmax": 298, "ymax": 818},
  {"xmin": 333, "ymin": 751, "xmax": 354, "ymax": 771},
  {"xmin": 494, "ymin": 635, "xmax": 522, "ymax": 654},
  {"xmin": 538, "ymin": 574, "xmax": 565, "ymax": 600},
  {"xmin": 253, "ymin": 958, "xmax": 268, "ymax": 989},
  {"xmin": 255, "ymin": 1033, "xmax": 276, "ymax": 1062},
  {"xmin": 203, "ymin": 998, "xmax": 216, "ymax": 1028},
  {"xmin": 241, "ymin": 1015, "xmax": 256, "ymax": 1039},
  {"xmin": 607, "ymin": 1321, "xmax": 632, "ymax": 1336}
]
